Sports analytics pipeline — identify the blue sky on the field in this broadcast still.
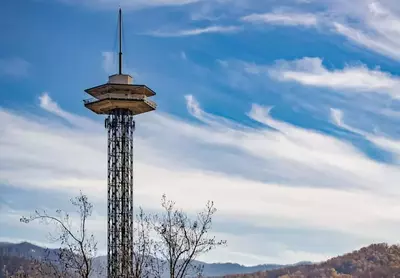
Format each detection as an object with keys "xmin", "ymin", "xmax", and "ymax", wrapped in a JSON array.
[{"xmin": 3, "ymin": 0, "xmax": 400, "ymax": 266}]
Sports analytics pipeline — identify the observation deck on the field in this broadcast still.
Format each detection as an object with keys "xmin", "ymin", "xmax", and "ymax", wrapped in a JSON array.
[{"xmin": 84, "ymin": 74, "xmax": 157, "ymax": 115}]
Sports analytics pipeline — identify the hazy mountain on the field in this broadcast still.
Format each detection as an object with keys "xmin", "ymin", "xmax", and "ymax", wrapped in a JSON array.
[
  {"xmin": 0, "ymin": 242, "xmax": 308, "ymax": 277},
  {"xmin": 89, "ymin": 255, "xmax": 294, "ymax": 277},
  {"xmin": 197, "ymin": 262, "xmax": 290, "ymax": 277},
  {"xmin": 0, "ymin": 241, "xmax": 60, "ymax": 262}
]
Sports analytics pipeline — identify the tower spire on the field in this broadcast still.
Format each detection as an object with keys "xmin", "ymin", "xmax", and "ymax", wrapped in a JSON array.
[{"xmin": 118, "ymin": 8, "xmax": 122, "ymax": 75}]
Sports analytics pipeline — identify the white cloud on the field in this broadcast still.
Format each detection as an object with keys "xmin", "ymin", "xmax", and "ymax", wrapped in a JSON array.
[
  {"xmin": 39, "ymin": 92, "xmax": 99, "ymax": 130},
  {"xmin": 267, "ymin": 57, "xmax": 400, "ymax": 98},
  {"xmin": 0, "ymin": 57, "xmax": 30, "ymax": 77},
  {"xmin": 189, "ymin": 3, "xmax": 225, "ymax": 22},
  {"xmin": 148, "ymin": 25, "xmax": 241, "ymax": 37},
  {"xmin": 4, "ymin": 93, "xmax": 400, "ymax": 263},
  {"xmin": 332, "ymin": 21, "xmax": 400, "ymax": 61},
  {"xmin": 331, "ymin": 108, "xmax": 400, "ymax": 162},
  {"xmin": 241, "ymin": 12, "xmax": 318, "ymax": 27},
  {"xmin": 325, "ymin": 0, "xmax": 400, "ymax": 61},
  {"xmin": 234, "ymin": 1, "xmax": 400, "ymax": 61},
  {"xmin": 60, "ymin": 0, "xmax": 201, "ymax": 10},
  {"xmin": 185, "ymin": 94, "xmax": 245, "ymax": 129}
]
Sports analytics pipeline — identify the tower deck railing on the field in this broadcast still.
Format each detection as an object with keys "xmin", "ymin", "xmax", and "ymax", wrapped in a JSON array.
[{"xmin": 83, "ymin": 93, "xmax": 157, "ymax": 109}]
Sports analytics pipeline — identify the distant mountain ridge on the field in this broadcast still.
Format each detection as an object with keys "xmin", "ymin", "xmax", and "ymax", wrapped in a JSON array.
[
  {"xmin": 0, "ymin": 241, "xmax": 60, "ymax": 262},
  {"xmin": 0, "ymin": 241, "xmax": 310, "ymax": 277},
  {"xmin": 223, "ymin": 243, "xmax": 400, "ymax": 278}
]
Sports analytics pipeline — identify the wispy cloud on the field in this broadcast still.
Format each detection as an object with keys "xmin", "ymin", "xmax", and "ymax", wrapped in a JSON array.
[
  {"xmin": 148, "ymin": 25, "xmax": 241, "ymax": 37},
  {"xmin": 59, "ymin": 0, "xmax": 201, "ymax": 10},
  {"xmin": 189, "ymin": 2, "xmax": 226, "ymax": 21},
  {"xmin": 39, "ymin": 92, "xmax": 99, "ymax": 130},
  {"xmin": 235, "ymin": 1, "xmax": 400, "ymax": 61},
  {"xmin": 332, "ymin": 20, "xmax": 400, "ymax": 61},
  {"xmin": 0, "ymin": 57, "xmax": 30, "ymax": 78},
  {"xmin": 241, "ymin": 12, "xmax": 318, "ymax": 27},
  {"xmin": 331, "ymin": 108, "xmax": 400, "ymax": 162},
  {"xmin": 325, "ymin": 0, "xmax": 400, "ymax": 61},
  {"xmin": 267, "ymin": 57, "xmax": 400, "ymax": 98}
]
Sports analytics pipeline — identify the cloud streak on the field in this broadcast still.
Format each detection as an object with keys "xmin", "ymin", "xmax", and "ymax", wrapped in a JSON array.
[
  {"xmin": 235, "ymin": 1, "xmax": 400, "ymax": 62},
  {"xmin": 267, "ymin": 57, "xmax": 400, "ymax": 98},
  {"xmin": 59, "ymin": 0, "xmax": 201, "ymax": 10},
  {"xmin": 325, "ymin": 0, "xmax": 400, "ymax": 61},
  {"xmin": 241, "ymin": 12, "xmax": 318, "ymax": 27},
  {"xmin": 148, "ymin": 25, "xmax": 241, "ymax": 37},
  {"xmin": 331, "ymin": 108, "xmax": 400, "ymax": 163}
]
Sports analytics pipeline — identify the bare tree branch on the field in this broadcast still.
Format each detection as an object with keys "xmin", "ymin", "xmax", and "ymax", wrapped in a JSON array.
[
  {"xmin": 18, "ymin": 192, "xmax": 99, "ymax": 278},
  {"xmin": 152, "ymin": 194, "xmax": 227, "ymax": 278}
]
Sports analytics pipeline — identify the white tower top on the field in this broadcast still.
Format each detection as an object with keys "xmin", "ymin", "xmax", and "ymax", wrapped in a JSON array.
[{"xmin": 108, "ymin": 74, "xmax": 133, "ymax": 85}]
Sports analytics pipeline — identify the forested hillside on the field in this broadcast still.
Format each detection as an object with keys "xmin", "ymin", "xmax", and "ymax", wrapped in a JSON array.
[{"xmin": 224, "ymin": 244, "xmax": 400, "ymax": 278}]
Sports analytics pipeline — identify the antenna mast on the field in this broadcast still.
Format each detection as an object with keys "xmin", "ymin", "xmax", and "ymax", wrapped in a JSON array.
[{"xmin": 118, "ymin": 8, "xmax": 122, "ymax": 75}]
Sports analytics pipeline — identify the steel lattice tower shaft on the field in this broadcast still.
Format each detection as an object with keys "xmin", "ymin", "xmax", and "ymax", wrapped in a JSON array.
[
  {"xmin": 106, "ymin": 109, "xmax": 135, "ymax": 277},
  {"xmin": 83, "ymin": 8, "xmax": 157, "ymax": 278}
]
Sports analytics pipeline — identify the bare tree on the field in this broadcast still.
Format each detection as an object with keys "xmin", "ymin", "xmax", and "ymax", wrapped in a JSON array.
[
  {"xmin": 152, "ymin": 194, "xmax": 227, "ymax": 278},
  {"xmin": 19, "ymin": 192, "xmax": 99, "ymax": 278},
  {"xmin": 132, "ymin": 208, "xmax": 158, "ymax": 278}
]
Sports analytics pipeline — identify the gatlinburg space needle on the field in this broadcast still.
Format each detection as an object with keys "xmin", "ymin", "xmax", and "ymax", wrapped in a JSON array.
[{"xmin": 83, "ymin": 9, "xmax": 157, "ymax": 278}]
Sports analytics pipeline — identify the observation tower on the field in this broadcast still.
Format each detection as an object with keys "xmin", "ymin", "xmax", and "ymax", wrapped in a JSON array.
[{"xmin": 83, "ymin": 9, "xmax": 157, "ymax": 278}]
